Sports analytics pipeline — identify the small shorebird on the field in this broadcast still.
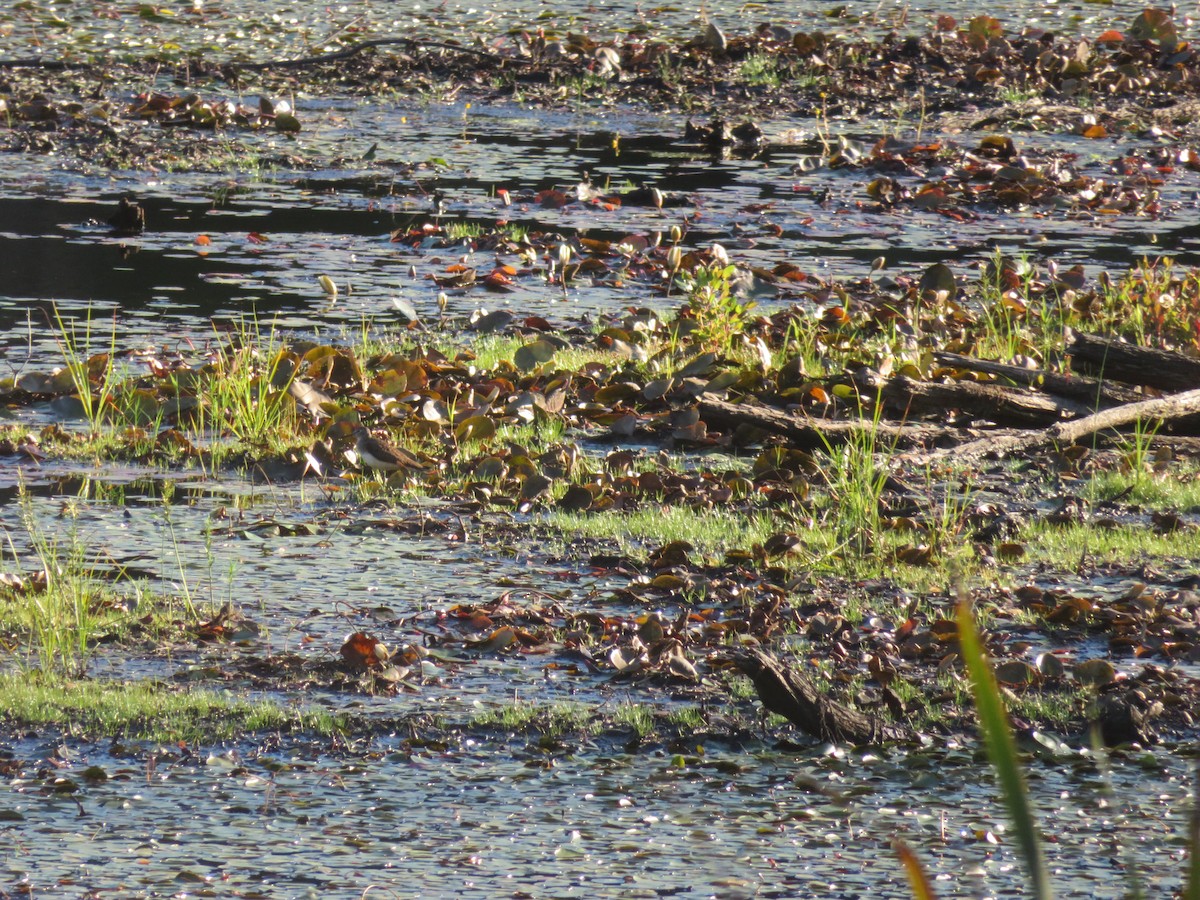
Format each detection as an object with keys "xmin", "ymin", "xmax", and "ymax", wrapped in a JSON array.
[{"xmin": 351, "ymin": 425, "xmax": 428, "ymax": 476}]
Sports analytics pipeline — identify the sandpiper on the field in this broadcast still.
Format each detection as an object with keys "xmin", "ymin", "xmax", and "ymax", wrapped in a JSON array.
[{"xmin": 351, "ymin": 425, "xmax": 428, "ymax": 475}]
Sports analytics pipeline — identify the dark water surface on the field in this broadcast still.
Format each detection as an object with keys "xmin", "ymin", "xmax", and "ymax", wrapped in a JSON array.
[{"xmin": 4, "ymin": 99, "xmax": 1200, "ymax": 374}]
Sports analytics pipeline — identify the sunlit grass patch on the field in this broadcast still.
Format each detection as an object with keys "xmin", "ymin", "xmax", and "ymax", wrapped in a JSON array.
[
  {"xmin": 1084, "ymin": 463, "xmax": 1200, "ymax": 510},
  {"xmin": 0, "ymin": 672, "xmax": 337, "ymax": 742},
  {"xmin": 613, "ymin": 701, "xmax": 655, "ymax": 738},
  {"xmin": 453, "ymin": 333, "xmax": 623, "ymax": 375},
  {"xmin": 0, "ymin": 495, "xmax": 178, "ymax": 673},
  {"xmin": 737, "ymin": 54, "xmax": 784, "ymax": 88},
  {"xmin": 666, "ymin": 705, "xmax": 705, "ymax": 731},
  {"xmin": 470, "ymin": 699, "xmax": 593, "ymax": 735},
  {"xmin": 0, "ymin": 569, "xmax": 157, "ymax": 674},
  {"xmin": 545, "ymin": 503, "xmax": 778, "ymax": 560},
  {"xmin": 1007, "ymin": 686, "xmax": 1089, "ymax": 730},
  {"xmin": 1022, "ymin": 521, "xmax": 1200, "ymax": 566}
]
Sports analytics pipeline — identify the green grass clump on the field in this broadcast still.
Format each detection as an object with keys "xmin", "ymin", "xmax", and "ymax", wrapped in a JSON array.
[
  {"xmin": 1, "ymin": 506, "xmax": 142, "ymax": 673},
  {"xmin": 613, "ymin": 701, "xmax": 655, "ymax": 738},
  {"xmin": 471, "ymin": 700, "xmax": 593, "ymax": 736},
  {"xmin": 1022, "ymin": 522, "xmax": 1199, "ymax": 567},
  {"xmin": 546, "ymin": 503, "xmax": 777, "ymax": 561},
  {"xmin": 737, "ymin": 53, "xmax": 783, "ymax": 88},
  {"xmin": 0, "ymin": 672, "xmax": 337, "ymax": 742},
  {"xmin": 1085, "ymin": 465, "xmax": 1200, "ymax": 510},
  {"xmin": 667, "ymin": 705, "xmax": 705, "ymax": 731}
]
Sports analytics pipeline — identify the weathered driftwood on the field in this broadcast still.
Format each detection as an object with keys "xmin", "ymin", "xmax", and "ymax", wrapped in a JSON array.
[
  {"xmin": 882, "ymin": 375, "xmax": 1092, "ymax": 427},
  {"xmin": 735, "ymin": 649, "xmax": 914, "ymax": 745},
  {"xmin": 932, "ymin": 351, "xmax": 1142, "ymax": 408},
  {"xmin": 1068, "ymin": 332, "xmax": 1200, "ymax": 393},
  {"xmin": 902, "ymin": 386, "xmax": 1200, "ymax": 466},
  {"xmin": 696, "ymin": 397, "xmax": 949, "ymax": 450}
]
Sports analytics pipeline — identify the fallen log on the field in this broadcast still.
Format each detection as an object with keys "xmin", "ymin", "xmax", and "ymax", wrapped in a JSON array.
[
  {"xmin": 696, "ymin": 397, "xmax": 951, "ymax": 450},
  {"xmin": 882, "ymin": 375, "xmax": 1092, "ymax": 427},
  {"xmin": 902, "ymin": 386, "xmax": 1200, "ymax": 466},
  {"xmin": 735, "ymin": 649, "xmax": 914, "ymax": 745},
  {"xmin": 1068, "ymin": 332, "xmax": 1200, "ymax": 393},
  {"xmin": 932, "ymin": 351, "xmax": 1142, "ymax": 408}
]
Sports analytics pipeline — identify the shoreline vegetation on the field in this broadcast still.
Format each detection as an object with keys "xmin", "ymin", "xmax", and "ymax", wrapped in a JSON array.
[
  {"xmin": 1, "ymin": 6, "xmax": 1198, "ymax": 747},
  {"xmin": 0, "ymin": 248, "xmax": 1197, "ymax": 747}
]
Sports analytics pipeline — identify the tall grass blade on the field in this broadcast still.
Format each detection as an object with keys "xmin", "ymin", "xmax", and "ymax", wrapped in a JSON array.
[
  {"xmin": 956, "ymin": 593, "xmax": 1052, "ymax": 900},
  {"xmin": 1187, "ymin": 757, "xmax": 1200, "ymax": 900},
  {"xmin": 893, "ymin": 838, "xmax": 939, "ymax": 900}
]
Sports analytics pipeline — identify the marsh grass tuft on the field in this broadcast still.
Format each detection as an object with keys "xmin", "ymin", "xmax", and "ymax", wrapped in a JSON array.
[
  {"xmin": 202, "ymin": 317, "xmax": 299, "ymax": 448},
  {"xmin": 738, "ymin": 53, "xmax": 783, "ymax": 88},
  {"xmin": 51, "ymin": 302, "xmax": 121, "ymax": 435},
  {"xmin": 471, "ymin": 699, "xmax": 593, "ymax": 735},
  {"xmin": 1024, "ymin": 520, "xmax": 1199, "ymax": 566},
  {"xmin": 0, "ymin": 671, "xmax": 337, "ymax": 742},
  {"xmin": 613, "ymin": 701, "xmax": 655, "ymax": 738},
  {"xmin": 0, "ymin": 490, "xmax": 137, "ymax": 673},
  {"xmin": 546, "ymin": 503, "xmax": 776, "ymax": 562}
]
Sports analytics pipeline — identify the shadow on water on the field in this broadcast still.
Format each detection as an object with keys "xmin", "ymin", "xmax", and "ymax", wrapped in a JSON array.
[{"xmin": 6, "ymin": 108, "xmax": 1200, "ymax": 371}]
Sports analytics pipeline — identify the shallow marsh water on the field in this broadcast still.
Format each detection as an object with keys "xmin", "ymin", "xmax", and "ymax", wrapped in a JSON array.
[
  {"xmin": 4, "ymin": 99, "xmax": 1200, "ymax": 374},
  {"xmin": 3, "ymin": 731, "xmax": 1194, "ymax": 898},
  {"xmin": 0, "ymin": 455, "xmax": 1196, "ymax": 897},
  {"xmin": 5, "ymin": 3, "xmax": 1200, "ymax": 897},
  {"xmin": 0, "ymin": 0, "xmax": 1178, "ymax": 60}
]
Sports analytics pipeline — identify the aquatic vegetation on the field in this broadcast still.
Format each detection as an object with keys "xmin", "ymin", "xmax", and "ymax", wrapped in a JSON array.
[
  {"xmin": 0, "ymin": 671, "xmax": 338, "ymax": 742},
  {"xmin": 2, "ymin": 4, "xmax": 1200, "ymax": 895},
  {"xmin": 50, "ymin": 304, "xmax": 121, "ymax": 437},
  {"xmin": 0, "ymin": 489, "xmax": 145, "ymax": 673}
]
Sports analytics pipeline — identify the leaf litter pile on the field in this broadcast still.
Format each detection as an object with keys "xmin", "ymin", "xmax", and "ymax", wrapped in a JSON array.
[{"xmin": 2, "ymin": 7, "xmax": 1200, "ymax": 753}]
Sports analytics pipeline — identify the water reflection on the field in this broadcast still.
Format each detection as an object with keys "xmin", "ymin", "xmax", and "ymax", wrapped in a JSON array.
[{"xmin": 5, "ymin": 107, "xmax": 1200, "ymax": 375}]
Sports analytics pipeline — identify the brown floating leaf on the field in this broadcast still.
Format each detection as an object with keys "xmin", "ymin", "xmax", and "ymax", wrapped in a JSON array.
[
  {"xmin": 557, "ymin": 484, "xmax": 594, "ymax": 512},
  {"xmin": 340, "ymin": 632, "xmax": 388, "ymax": 671},
  {"xmin": 996, "ymin": 542, "xmax": 1026, "ymax": 561},
  {"xmin": 917, "ymin": 262, "xmax": 956, "ymax": 299},
  {"xmin": 514, "ymin": 340, "xmax": 557, "ymax": 372},
  {"xmin": 520, "ymin": 473, "xmax": 553, "ymax": 502},
  {"xmin": 455, "ymin": 415, "xmax": 496, "ymax": 443},
  {"xmin": 1035, "ymin": 652, "xmax": 1065, "ymax": 680},
  {"xmin": 993, "ymin": 660, "xmax": 1039, "ymax": 687},
  {"xmin": 1128, "ymin": 7, "xmax": 1177, "ymax": 43}
]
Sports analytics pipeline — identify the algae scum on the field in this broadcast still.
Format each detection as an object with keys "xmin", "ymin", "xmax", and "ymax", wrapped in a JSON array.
[{"xmin": 6, "ymin": 0, "xmax": 1200, "ymax": 896}]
